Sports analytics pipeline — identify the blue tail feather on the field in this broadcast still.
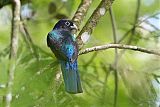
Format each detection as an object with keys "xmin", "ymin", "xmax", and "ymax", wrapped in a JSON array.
[{"xmin": 60, "ymin": 60, "xmax": 83, "ymax": 94}]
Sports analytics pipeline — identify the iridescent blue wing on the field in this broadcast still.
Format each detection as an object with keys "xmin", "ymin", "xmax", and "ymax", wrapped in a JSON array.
[{"xmin": 47, "ymin": 30, "xmax": 78, "ymax": 62}]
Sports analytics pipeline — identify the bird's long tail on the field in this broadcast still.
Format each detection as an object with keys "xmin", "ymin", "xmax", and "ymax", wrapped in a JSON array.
[{"xmin": 60, "ymin": 60, "xmax": 83, "ymax": 94}]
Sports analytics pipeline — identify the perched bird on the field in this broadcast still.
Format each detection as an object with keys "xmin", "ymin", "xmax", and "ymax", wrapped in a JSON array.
[{"xmin": 47, "ymin": 19, "xmax": 83, "ymax": 94}]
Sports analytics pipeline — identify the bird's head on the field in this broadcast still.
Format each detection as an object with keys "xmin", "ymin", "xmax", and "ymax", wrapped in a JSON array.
[{"xmin": 53, "ymin": 19, "xmax": 78, "ymax": 33}]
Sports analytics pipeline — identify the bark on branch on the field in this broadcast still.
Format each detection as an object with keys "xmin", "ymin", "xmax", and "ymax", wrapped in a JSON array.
[
  {"xmin": 79, "ymin": 44, "xmax": 160, "ymax": 56},
  {"xmin": 5, "ymin": 0, "xmax": 21, "ymax": 107},
  {"xmin": 72, "ymin": 0, "xmax": 93, "ymax": 30},
  {"xmin": 76, "ymin": 0, "xmax": 114, "ymax": 49}
]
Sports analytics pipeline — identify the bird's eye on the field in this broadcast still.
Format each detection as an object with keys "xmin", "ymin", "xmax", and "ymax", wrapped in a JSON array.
[{"xmin": 65, "ymin": 21, "xmax": 70, "ymax": 26}]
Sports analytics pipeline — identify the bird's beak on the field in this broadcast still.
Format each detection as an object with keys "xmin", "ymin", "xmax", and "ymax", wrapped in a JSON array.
[
  {"xmin": 70, "ymin": 23, "xmax": 78, "ymax": 34},
  {"xmin": 70, "ymin": 23, "xmax": 78, "ymax": 30}
]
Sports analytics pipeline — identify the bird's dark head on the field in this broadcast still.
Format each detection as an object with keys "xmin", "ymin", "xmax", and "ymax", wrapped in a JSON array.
[{"xmin": 53, "ymin": 19, "xmax": 78, "ymax": 33}]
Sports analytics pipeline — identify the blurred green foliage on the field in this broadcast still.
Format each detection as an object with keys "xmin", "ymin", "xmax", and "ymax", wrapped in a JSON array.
[{"xmin": 0, "ymin": 0, "xmax": 160, "ymax": 107}]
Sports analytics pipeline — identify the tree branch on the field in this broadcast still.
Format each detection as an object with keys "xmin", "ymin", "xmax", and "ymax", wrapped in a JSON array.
[
  {"xmin": 79, "ymin": 44, "xmax": 160, "ymax": 56},
  {"xmin": 132, "ymin": 0, "xmax": 141, "ymax": 34},
  {"xmin": 72, "ymin": 0, "xmax": 93, "ymax": 30},
  {"xmin": 76, "ymin": 0, "xmax": 114, "ymax": 49},
  {"xmin": 5, "ymin": 0, "xmax": 21, "ymax": 107}
]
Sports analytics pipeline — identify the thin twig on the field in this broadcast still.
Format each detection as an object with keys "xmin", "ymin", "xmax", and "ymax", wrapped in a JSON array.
[
  {"xmin": 144, "ymin": 20, "xmax": 159, "ymax": 30},
  {"xmin": 79, "ymin": 44, "xmax": 160, "ymax": 56},
  {"xmin": 127, "ymin": 0, "xmax": 141, "ymax": 44},
  {"xmin": 132, "ymin": 0, "xmax": 141, "ymax": 34},
  {"xmin": 109, "ymin": 7, "xmax": 118, "ymax": 107},
  {"xmin": 118, "ymin": 0, "xmax": 141, "ymax": 58},
  {"xmin": 138, "ymin": 12, "xmax": 160, "ymax": 25},
  {"xmin": 5, "ymin": 0, "xmax": 21, "ymax": 107},
  {"xmin": 20, "ymin": 19, "xmax": 39, "ymax": 60},
  {"xmin": 117, "ymin": 28, "xmax": 132, "ymax": 43},
  {"xmin": 118, "ymin": 12, "xmax": 160, "ymax": 43},
  {"xmin": 118, "ymin": 0, "xmax": 141, "ymax": 44},
  {"xmin": 72, "ymin": 0, "xmax": 93, "ymax": 30},
  {"xmin": 76, "ymin": 0, "xmax": 114, "ymax": 49}
]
